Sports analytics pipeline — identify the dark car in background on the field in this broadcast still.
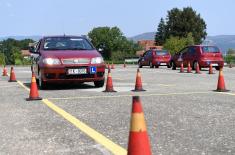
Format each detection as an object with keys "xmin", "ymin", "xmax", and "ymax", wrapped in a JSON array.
[
  {"xmin": 30, "ymin": 35, "xmax": 105, "ymax": 89},
  {"xmin": 171, "ymin": 45, "xmax": 224, "ymax": 70},
  {"xmin": 138, "ymin": 49, "xmax": 171, "ymax": 68}
]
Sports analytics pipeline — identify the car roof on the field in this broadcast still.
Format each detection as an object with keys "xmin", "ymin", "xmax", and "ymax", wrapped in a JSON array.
[{"xmin": 42, "ymin": 35, "xmax": 85, "ymax": 39}]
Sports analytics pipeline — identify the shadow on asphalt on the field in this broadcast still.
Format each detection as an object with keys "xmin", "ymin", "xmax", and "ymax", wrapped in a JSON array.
[{"xmin": 23, "ymin": 82, "xmax": 96, "ymax": 91}]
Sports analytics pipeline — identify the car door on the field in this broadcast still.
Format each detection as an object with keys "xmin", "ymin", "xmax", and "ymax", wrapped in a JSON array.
[
  {"xmin": 187, "ymin": 46, "xmax": 197, "ymax": 65},
  {"xmin": 142, "ymin": 50, "xmax": 151, "ymax": 66},
  {"xmin": 181, "ymin": 47, "xmax": 189, "ymax": 66},
  {"xmin": 31, "ymin": 41, "xmax": 42, "ymax": 77}
]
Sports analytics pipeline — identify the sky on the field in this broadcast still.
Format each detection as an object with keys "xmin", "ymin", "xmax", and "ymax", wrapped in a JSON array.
[{"xmin": 0, "ymin": 0, "xmax": 234, "ymax": 37}]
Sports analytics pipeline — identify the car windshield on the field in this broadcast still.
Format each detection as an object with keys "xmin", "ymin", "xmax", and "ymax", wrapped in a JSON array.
[
  {"xmin": 155, "ymin": 50, "xmax": 169, "ymax": 55},
  {"xmin": 43, "ymin": 37, "xmax": 94, "ymax": 50},
  {"xmin": 202, "ymin": 46, "xmax": 219, "ymax": 53}
]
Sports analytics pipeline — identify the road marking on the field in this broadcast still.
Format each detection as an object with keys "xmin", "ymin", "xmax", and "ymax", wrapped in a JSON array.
[
  {"xmin": 48, "ymin": 92, "xmax": 211, "ymax": 100},
  {"xmin": 216, "ymin": 92, "xmax": 235, "ymax": 96},
  {"xmin": 0, "ymin": 85, "xmax": 19, "ymax": 88},
  {"xmin": 16, "ymin": 80, "xmax": 127, "ymax": 155},
  {"xmin": 17, "ymin": 80, "xmax": 30, "ymax": 91},
  {"xmin": 42, "ymin": 99, "xmax": 127, "ymax": 155},
  {"xmin": 157, "ymin": 84, "xmax": 175, "ymax": 87}
]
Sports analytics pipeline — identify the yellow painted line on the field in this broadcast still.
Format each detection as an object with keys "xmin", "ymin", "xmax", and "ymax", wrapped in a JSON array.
[
  {"xmin": 15, "ymin": 80, "xmax": 127, "ymax": 154},
  {"xmin": 17, "ymin": 80, "xmax": 30, "ymax": 91},
  {"xmin": 48, "ymin": 92, "xmax": 211, "ymax": 100},
  {"xmin": 42, "ymin": 99, "xmax": 127, "ymax": 155}
]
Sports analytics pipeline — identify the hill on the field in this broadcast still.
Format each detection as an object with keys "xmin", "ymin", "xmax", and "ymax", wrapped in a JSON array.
[{"xmin": 129, "ymin": 32, "xmax": 235, "ymax": 53}]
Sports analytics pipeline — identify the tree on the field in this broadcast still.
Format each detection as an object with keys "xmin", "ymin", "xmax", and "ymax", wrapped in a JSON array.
[
  {"xmin": 155, "ymin": 18, "xmax": 166, "ymax": 45},
  {"xmin": 88, "ymin": 26, "xmax": 141, "ymax": 60},
  {"xmin": 163, "ymin": 33, "xmax": 195, "ymax": 55},
  {"xmin": 160, "ymin": 7, "xmax": 207, "ymax": 44}
]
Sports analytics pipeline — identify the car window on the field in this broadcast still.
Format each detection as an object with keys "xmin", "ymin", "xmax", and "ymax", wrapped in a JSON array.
[
  {"xmin": 189, "ymin": 47, "xmax": 196, "ymax": 55},
  {"xmin": 156, "ymin": 50, "xmax": 169, "ymax": 56},
  {"xmin": 43, "ymin": 37, "xmax": 94, "ymax": 50},
  {"xmin": 202, "ymin": 46, "xmax": 219, "ymax": 53}
]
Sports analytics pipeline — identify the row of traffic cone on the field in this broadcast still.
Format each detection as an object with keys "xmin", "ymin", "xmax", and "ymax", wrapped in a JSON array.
[
  {"xmin": 103, "ymin": 68, "xmax": 145, "ymax": 92},
  {"xmin": 180, "ymin": 62, "xmax": 215, "ymax": 74},
  {"xmin": 105, "ymin": 62, "xmax": 127, "ymax": 69},
  {"xmin": 1, "ymin": 66, "xmax": 42, "ymax": 101}
]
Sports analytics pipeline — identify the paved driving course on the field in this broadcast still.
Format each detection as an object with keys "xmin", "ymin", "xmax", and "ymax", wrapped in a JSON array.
[{"xmin": 0, "ymin": 65, "xmax": 235, "ymax": 155}]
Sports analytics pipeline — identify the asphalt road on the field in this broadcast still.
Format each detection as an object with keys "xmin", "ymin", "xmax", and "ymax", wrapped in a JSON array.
[{"xmin": 0, "ymin": 65, "xmax": 234, "ymax": 155}]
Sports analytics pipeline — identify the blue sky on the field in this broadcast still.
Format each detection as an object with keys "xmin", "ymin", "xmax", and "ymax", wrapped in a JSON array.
[{"xmin": 0, "ymin": 0, "xmax": 234, "ymax": 37}]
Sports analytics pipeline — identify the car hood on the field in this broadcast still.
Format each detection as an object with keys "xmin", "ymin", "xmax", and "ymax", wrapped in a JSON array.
[{"xmin": 40, "ymin": 50, "xmax": 101, "ymax": 59}]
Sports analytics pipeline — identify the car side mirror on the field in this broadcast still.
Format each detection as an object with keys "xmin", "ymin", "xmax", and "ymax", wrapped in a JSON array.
[{"xmin": 29, "ymin": 46, "xmax": 36, "ymax": 53}]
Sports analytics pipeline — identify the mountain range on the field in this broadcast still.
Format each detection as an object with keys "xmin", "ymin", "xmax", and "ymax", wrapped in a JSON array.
[{"xmin": 1, "ymin": 33, "xmax": 235, "ymax": 53}]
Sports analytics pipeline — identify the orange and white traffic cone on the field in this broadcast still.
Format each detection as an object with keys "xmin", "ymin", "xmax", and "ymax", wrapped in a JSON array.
[
  {"xmin": 195, "ymin": 62, "xmax": 201, "ymax": 74},
  {"xmin": 111, "ymin": 62, "xmax": 115, "ymax": 69},
  {"xmin": 103, "ymin": 69, "xmax": 116, "ymax": 92},
  {"xmin": 187, "ymin": 62, "xmax": 192, "ymax": 73},
  {"xmin": 180, "ymin": 62, "xmax": 184, "ymax": 73},
  {"xmin": 216, "ymin": 69, "xmax": 229, "ymax": 92},
  {"xmin": 8, "ymin": 67, "xmax": 17, "ymax": 82},
  {"xmin": 127, "ymin": 96, "xmax": 152, "ymax": 155},
  {"xmin": 209, "ymin": 64, "xmax": 214, "ymax": 74},
  {"xmin": 132, "ymin": 68, "xmax": 145, "ymax": 91},
  {"xmin": 26, "ymin": 72, "xmax": 42, "ymax": 101},
  {"xmin": 2, "ymin": 66, "xmax": 8, "ymax": 76}
]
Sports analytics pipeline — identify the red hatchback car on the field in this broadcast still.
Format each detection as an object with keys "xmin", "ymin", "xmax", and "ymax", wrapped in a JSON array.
[
  {"xmin": 30, "ymin": 36, "xmax": 105, "ymax": 89},
  {"xmin": 138, "ymin": 49, "xmax": 171, "ymax": 68},
  {"xmin": 171, "ymin": 45, "xmax": 224, "ymax": 70}
]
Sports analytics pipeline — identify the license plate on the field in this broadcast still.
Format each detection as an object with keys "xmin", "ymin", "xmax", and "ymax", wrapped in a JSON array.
[
  {"xmin": 161, "ymin": 63, "xmax": 167, "ymax": 65},
  {"xmin": 67, "ymin": 68, "xmax": 87, "ymax": 75},
  {"xmin": 211, "ymin": 64, "xmax": 218, "ymax": 67}
]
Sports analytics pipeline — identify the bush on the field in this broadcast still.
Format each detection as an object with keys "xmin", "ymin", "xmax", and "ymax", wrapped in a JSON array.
[{"xmin": 0, "ymin": 53, "xmax": 6, "ymax": 65}]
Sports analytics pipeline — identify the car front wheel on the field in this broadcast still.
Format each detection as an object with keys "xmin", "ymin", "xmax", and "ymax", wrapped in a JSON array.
[{"xmin": 94, "ymin": 80, "xmax": 105, "ymax": 88}]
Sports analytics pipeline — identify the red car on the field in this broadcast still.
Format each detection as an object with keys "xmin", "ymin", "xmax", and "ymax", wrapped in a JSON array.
[
  {"xmin": 138, "ymin": 49, "xmax": 171, "ymax": 68},
  {"xmin": 171, "ymin": 45, "xmax": 224, "ymax": 70},
  {"xmin": 30, "ymin": 36, "xmax": 105, "ymax": 89}
]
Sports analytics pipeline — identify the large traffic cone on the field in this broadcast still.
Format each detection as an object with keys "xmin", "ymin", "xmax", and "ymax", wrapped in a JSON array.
[
  {"xmin": 209, "ymin": 64, "xmax": 214, "ymax": 74},
  {"xmin": 187, "ymin": 62, "xmax": 192, "ymax": 73},
  {"xmin": 103, "ymin": 69, "xmax": 116, "ymax": 92},
  {"xmin": 127, "ymin": 96, "xmax": 152, "ymax": 155},
  {"xmin": 180, "ymin": 62, "xmax": 184, "ymax": 73},
  {"xmin": 195, "ymin": 62, "xmax": 201, "ymax": 74},
  {"xmin": 2, "ymin": 66, "xmax": 8, "ymax": 76},
  {"xmin": 8, "ymin": 67, "xmax": 17, "ymax": 82},
  {"xmin": 216, "ymin": 69, "xmax": 229, "ymax": 92},
  {"xmin": 26, "ymin": 72, "xmax": 42, "ymax": 101},
  {"xmin": 132, "ymin": 68, "xmax": 145, "ymax": 91},
  {"xmin": 111, "ymin": 62, "xmax": 115, "ymax": 69}
]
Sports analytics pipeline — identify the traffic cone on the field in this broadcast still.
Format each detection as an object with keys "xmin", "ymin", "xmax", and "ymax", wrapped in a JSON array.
[
  {"xmin": 195, "ymin": 62, "xmax": 201, "ymax": 74},
  {"xmin": 216, "ymin": 69, "xmax": 229, "ymax": 92},
  {"xmin": 187, "ymin": 62, "xmax": 192, "ymax": 73},
  {"xmin": 127, "ymin": 96, "xmax": 152, "ymax": 155},
  {"xmin": 180, "ymin": 62, "xmax": 184, "ymax": 73},
  {"xmin": 209, "ymin": 64, "xmax": 214, "ymax": 74},
  {"xmin": 2, "ymin": 66, "xmax": 8, "ymax": 76},
  {"xmin": 26, "ymin": 72, "xmax": 42, "ymax": 101},
  {"xmin": 132, "ymin": 68, "xmax": 145, "ymax": 91},
  {"xmin": 8, "ymin": 67, "xmax": 17, "ymax": 82},
  {"xmin": 111, "ymin": 62, "xmax": 115, "ymax": 69},
  {"xmin": 103, "ymin": 69, "xmax": 116, "ymax": 92}
]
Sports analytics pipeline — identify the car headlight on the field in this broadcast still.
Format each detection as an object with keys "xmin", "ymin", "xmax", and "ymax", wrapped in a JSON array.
[
  {"xmin": 91, "ymin": 57, "xmax": 104, "ymax": 64},
  {"xmin": 43, "ymin": 58, "xmax": 61, "ymax": 65}
]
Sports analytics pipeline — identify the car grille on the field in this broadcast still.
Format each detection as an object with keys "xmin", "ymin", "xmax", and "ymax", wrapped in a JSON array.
[{"xmin": 62, "ymin": 58, "xmax": 90, "ymax": 65}]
